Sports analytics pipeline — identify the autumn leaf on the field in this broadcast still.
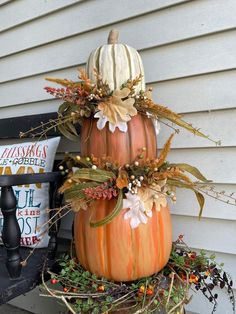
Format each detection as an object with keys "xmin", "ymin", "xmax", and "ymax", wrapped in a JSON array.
[{"xmin": 98, "ymin": 88, "xmax": 137, "ymax": 125}]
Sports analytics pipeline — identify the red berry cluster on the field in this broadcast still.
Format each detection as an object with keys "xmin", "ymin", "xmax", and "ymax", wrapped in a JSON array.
[
  {"xmin": 83, "ymin": 182, "xmax": 118, "ymax": 200},
  {"xmin": 44, "ymin": 86, "xmax": 89, "ymax": 105}
]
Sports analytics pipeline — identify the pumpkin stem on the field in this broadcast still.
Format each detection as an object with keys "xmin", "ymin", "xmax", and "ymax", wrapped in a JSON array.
[{"xmin": 108, "ymin": 29, "xmax": 119, "ymax": 44}]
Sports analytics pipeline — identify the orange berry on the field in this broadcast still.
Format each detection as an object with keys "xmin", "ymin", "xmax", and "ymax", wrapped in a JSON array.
[
  {"xmin": 189, "ymin": 274, "xmax": 198, "ymax": 284},
  {"xmin": 63, "ymin": 287, "xmax": 69, "ymax": 292},
  {"xmin": 97, "ymin": 285, "xmax": 105, "ymax": 292},
  {"xmin": 139, "ymin": 285, "xmax": 145, "ymax": 293},
  {"xmin": 146, "ymin": 289, "xmax": 153, "ymax": 295}
]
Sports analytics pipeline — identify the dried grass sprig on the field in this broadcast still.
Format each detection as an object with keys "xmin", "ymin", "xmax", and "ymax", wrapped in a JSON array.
[{"xmin": 135, "ymin": 100, "xmax": 220, "ymax": 145}]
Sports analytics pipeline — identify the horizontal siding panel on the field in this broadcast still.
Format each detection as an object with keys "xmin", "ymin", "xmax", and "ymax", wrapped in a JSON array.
[
  {"xmin": 1, "ymin": 29, "xmax": 236, "ymax": 108},
  {"xmin": 0, "ymin": 0, "xmax": 189, "ymax": 58},
  {"xmin": 0, "ymin": 67, "xmax": 78, "ymax": 108},
  {"xmin": 0, "ymin": 99, "xmax": 60, "ymax": 119},
  {"xmin": 0, "ymin": 0, "xmax": 81, "ymax": 32},
  {"xmin": 143, "ymin": 30, "xmax": 236, "ymax": 83},
  {"xmin": 168, "ymin": 148, "xmax": 236, "ymax": 184},
  {"xmin": 2, "ymin": 0, "xmax": 236, "ymax": 83},
  {"xmin": 172, "ymin": 214, "xmax": 236, "ymax": 255},
  {"xmin": 151, "ymin": 70, "xmax": 236, "ymax": 113},
  {"xmin": 170, "ymin": 184, "xmax": 236, "ymax": 220},
  {"xmin": 158, "ymin": 108, "xmax": 236, "ymax": 148}
]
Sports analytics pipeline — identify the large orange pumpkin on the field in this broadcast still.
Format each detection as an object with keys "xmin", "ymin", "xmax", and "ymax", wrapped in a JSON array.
[
  {"xmin": 74, "ymin": 114, "xmax": 172, "ymax": 281},
  {"xmin": 74, "ymin": 199, "xmax": 172, "ymax": 282}
]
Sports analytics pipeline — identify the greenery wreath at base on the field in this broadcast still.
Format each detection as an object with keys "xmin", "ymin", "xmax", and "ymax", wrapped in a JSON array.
[{"xmin": 41, "ymin": 236, "xmax": 235, "ymax": 314}]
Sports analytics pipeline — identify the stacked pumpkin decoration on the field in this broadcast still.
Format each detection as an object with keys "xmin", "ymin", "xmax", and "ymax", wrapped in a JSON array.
[
  {"xmin": 74, "ymin": 30, "xmax": 172, "ymax": 282},
  {"xmin": 23, "ymin": 27, "xmax": 234, "ymax": 314}
]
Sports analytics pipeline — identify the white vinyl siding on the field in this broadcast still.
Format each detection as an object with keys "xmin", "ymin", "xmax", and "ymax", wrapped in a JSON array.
[{"xmin": 0, "ymin": 1, "xmax": 235, "ymax": 313}]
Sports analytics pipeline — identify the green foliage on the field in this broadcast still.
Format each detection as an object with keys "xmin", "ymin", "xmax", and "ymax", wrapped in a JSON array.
[{"xmin": 43, "ymin": 239, "xmax": 235, "ymax": 314}]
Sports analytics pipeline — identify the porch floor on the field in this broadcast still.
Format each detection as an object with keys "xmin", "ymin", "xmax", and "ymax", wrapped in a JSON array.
[{"xmin": 0, "ymin": 304, "xmax": 32, "ymax": 313}]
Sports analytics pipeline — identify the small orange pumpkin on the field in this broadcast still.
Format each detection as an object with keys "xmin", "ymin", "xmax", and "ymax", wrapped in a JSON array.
[{"xmin": 80, "ymin": 114, "xmax": 157, "ymax": 163}]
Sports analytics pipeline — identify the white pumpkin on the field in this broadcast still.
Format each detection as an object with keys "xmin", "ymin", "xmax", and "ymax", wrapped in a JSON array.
[{"xmin": 86, "ymin": 29, "xmax": 145, "ymax": 94}]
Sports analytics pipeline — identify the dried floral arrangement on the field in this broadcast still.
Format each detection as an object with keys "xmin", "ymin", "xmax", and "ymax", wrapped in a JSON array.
[
  {"xmin": 57, "ymin": 135, "xmax": 222, "ymax": 228},
  {"xmin": 21, "ymin": 69, "xmax": 220, "ymax": 145},
  {"xmin": 41, "ymin": 236, "xmax": 235, "ymax": 314},
  {"xmin": 53, "ymin": 130, "xmax": 236, "ymax": 231}
]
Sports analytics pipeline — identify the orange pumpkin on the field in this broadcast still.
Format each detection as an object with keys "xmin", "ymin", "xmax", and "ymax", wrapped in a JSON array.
[
  {"xmin": 74, "ymin": 114, "xmax": 172, "ymax": 281},
  {"xmin": 80, "ymin": 114, "xmax": 157, "ymax": 163},
  {"xmin": 74, "ymin": 199, "xmax": 172, "ymax": 282}
]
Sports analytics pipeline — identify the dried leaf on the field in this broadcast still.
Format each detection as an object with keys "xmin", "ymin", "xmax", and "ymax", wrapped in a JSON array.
[
  {"xmin": 195, "ymin": 191, "xmax": 205, "ymax": 219},
  {"xmin": 58, "ymin": 123, "xmax": 79, "ymax": 141},
  {"xmin": 66, "ymin": 122, "xmax": 79, "ymax": 137},
  {"xmin": 169, "ymin": 163, "xmax": 209, "ymax": 182},
  {"xmin": 72, "ymin": 168, "xmax": 115, "ymax": 183},
  {"xmin": 167, "ymin": 178, "xmax": 205, "ymax": 217},
  {"xmin": 167, "ymin": 179, "xmax": 194, "ymax": 189},
  {"xmin": 90, "ymin": 190, "xmax": 123, "ymax": 227},
  {"xmin": 58, "ymin": 102, "xmax": 78, "ymax": 115}
]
